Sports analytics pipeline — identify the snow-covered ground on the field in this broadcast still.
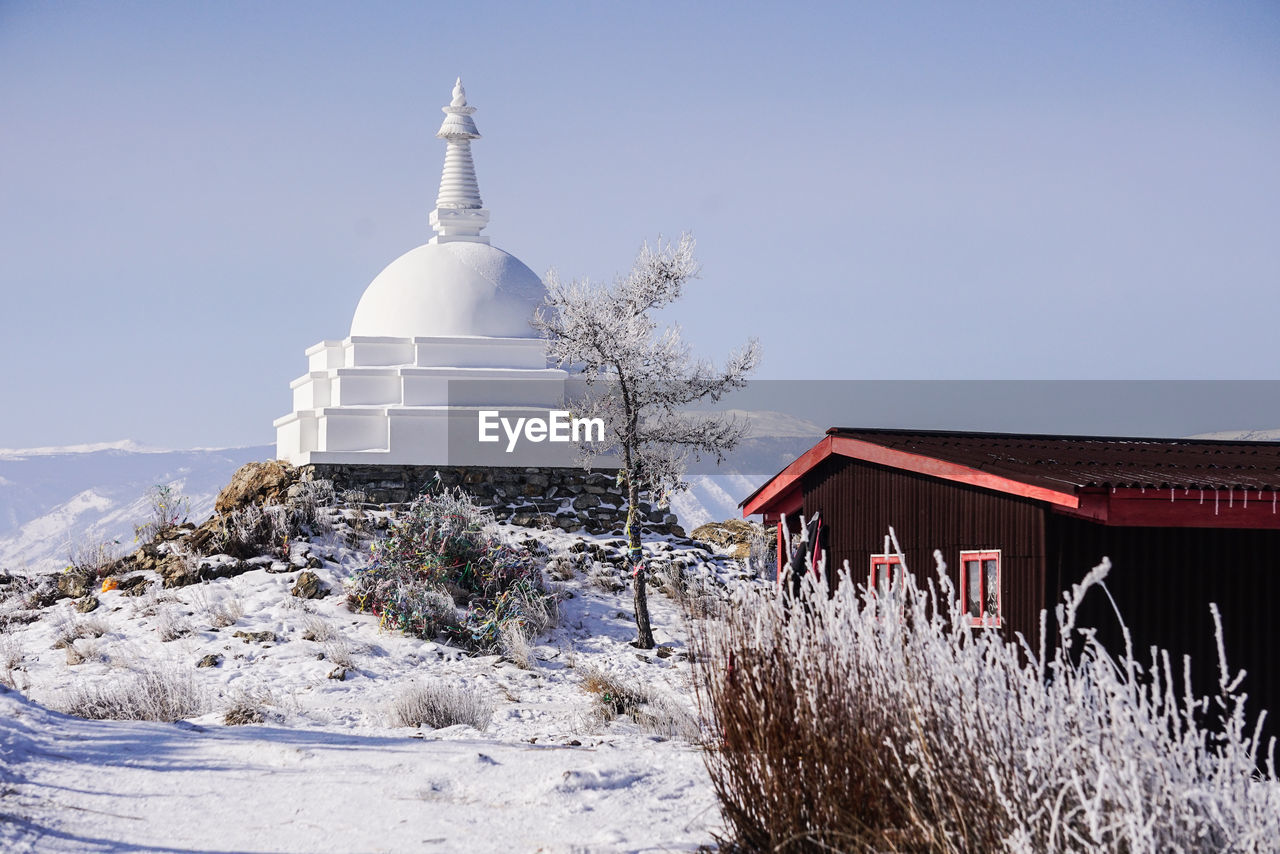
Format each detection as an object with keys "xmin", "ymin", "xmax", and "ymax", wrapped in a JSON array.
[
  {"xmin": 0, "ymin": 425, "xmax": 795, "ymax": 851},
  {"xmin": 0, "ymin": 511, "xmax": 753, "ymax": 852},
  {"xmin": 1, "ymin": 683, "xmax": 714, "ymax": 853}
]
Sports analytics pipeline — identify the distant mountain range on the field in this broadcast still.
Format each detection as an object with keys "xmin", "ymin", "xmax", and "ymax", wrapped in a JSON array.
[
  {"xmin": 1185, "ymin": 429, "xmax": 1280, "ymax": 442},
  {"xmin": 0, "ymin": 443, "xmax": 273, "ymax": 574}
]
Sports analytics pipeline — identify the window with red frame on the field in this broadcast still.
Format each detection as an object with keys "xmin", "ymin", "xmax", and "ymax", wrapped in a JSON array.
[
  {"xmin": 868, "ymin": 553, "xmax": 904, "ymax": 600},
  {"xmin": 959, "ymin": 549, "xmax": 1001, "ymax": 627}
]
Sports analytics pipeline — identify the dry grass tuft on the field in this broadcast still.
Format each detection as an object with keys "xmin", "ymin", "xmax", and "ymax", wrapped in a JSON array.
[
  {"xmin": 52, "ymin": 614, "xmax": 108, "ymax": 649},
  {"xmin": 691, "ymin": 551, "xmax": 1280, "ymax": 853},
  {"xmin": 301, "ymin": 615, "xmax": 337, "ymax": 643},
  {"xmin": 154, "ymin": 605, "xmax": 191, "ymax": 642},
  {"xmin": 322, "ymin": 637, "xmax": 357, "ymax": 669},
  {"xmin": 389, "ymin": 681, "xmax": 494, "ymax": 731},
  {"xmin": 494, "ymin": 582, "xmax": 560, "ymax": 670},
  {"xmin": 579, "ymin": 665, "xmax": 698, "ymax": 740},
  {"xmin": 55, "ymin": 666, "xmax": 206, "ymax": 722},
  {"xmin": 67, "ymin": 538, "xmax": 121, "ymax": 579},
  {"xmin": 1, "ymin": 634, "xmax": 26, "ymax": 690},
  {"xmin": 222, "ymin": 685, "xmax": 276, "ymax": 726},
  {"xmin": 191, "ymin": 587, "xmax": 245, "ymax": 629},
  {"xmin": 223, "ymin": 704, "xmax": 264, "ymax": 726},
  {"xmin": 499, "ymin": 621, "xmax": 535, "ymax": 670},
  {"xmin": 546, "ymin": 557, "xmax": 574, "ymax": 581}
]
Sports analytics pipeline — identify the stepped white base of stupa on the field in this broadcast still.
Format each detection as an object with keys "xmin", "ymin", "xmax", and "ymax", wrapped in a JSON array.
[{"xmin": 274, "ymin": 335, "xmax": 578, "ymax": 467}]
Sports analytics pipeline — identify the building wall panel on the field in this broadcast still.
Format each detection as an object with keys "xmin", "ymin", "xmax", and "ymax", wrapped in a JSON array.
[
  {"xmin": 1048, "ymin": 515, "xmax": 1280, "ymax": 748},
  {"xmin": 800, "ymin": 456, "xmax": 1047, "ymax": 644}
]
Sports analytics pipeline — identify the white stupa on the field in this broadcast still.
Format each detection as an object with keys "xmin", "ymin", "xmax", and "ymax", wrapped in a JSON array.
[{"xmin": 274, "ymin": 79, "xmax": 574, "ymax": 467}]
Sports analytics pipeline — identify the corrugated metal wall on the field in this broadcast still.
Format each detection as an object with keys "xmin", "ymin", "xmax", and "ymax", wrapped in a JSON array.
[
  {"xmin": 1049, "ymin": 515, "xmax": 1280, "ymax": 748},
  {"xmin": 801, "ymin": 456, "xmax": 1048, "ymax": 644}
]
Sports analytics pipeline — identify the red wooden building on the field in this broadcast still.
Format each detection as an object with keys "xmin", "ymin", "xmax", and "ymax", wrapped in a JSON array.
[{"xmin": 742, "ymin": 428, "xmax": 1280, "ymax": 740}]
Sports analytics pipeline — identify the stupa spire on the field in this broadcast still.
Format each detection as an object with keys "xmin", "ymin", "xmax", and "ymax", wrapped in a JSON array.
[{"xmin": 429, "ymin": 77, "xmax": 490, "ymax": 244}]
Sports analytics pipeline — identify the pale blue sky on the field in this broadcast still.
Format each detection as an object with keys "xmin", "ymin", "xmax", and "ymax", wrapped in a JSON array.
[{"xmin": 1, "ymin": 1, "xmax": 1278, "ymax": 448}]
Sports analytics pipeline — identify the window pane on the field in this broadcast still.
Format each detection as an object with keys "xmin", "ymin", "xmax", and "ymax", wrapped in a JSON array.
[
  {"xmin": 876, "ymin": 564, "xmax": 889, "ymax": 594},
  {"xmin": 984, "ymin": 558, "xmax": 999, "ymax": 620},
  {"xmin": 965, "ymin": 560, "xmax": 981, "ymax": 618}
]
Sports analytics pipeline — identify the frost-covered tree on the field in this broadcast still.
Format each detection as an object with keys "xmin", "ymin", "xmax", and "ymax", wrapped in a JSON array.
[{"xmin": 533, "ymin": 234, "xmax": 759, "ymax": 648}]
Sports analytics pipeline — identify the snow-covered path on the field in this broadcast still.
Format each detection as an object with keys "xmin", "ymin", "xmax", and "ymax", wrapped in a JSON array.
[{"xmin": 1, "ymin": 687, "xmax": 717, "ymax": 853}]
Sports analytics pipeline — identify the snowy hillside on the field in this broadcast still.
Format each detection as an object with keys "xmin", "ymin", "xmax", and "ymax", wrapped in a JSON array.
[
  {"xmin": 0, "ymin": 492, "xmax": 748, "ymax": 851},
  {"xmin": 671, "ymin": 474, "xmax": 770, "ymax": 530},
  {"xmin": 0, "ymin": 443, "xmax": 273, "ymax": 574},
  {"xmin": 674, "ymin": 410, "xmax": 821, "ymax": 527}
]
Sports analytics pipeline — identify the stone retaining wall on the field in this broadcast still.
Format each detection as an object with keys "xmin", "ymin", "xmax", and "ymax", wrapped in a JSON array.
[{"xmin": 297, "ymin": 464, "xmax": 683, "ymax": 537}]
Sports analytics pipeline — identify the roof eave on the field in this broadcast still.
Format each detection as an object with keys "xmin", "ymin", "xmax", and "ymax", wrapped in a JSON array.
[{"xmin": 743, "ymin": 433, "xmax": 1081, "ymax": 515}]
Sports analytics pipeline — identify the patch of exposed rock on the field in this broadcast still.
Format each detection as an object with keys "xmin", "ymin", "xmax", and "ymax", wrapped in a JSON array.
[
  {"xmin": 690, "ymin": 519, "xmax": 773, "ymax": 561},
  {"xmin": 56, "ymin": 571, "xmax": 95, "ymax": 600},
  {"xmin": 291, "ymin": 571, "xmax": 328, "ymax": 600},
  {"xmin": 215, "ymin": 460, "xmax": 298, "ymax": 514},
  {"xmin": 233, "ymin": 630, "xmax": 277, "ymax": 644}
]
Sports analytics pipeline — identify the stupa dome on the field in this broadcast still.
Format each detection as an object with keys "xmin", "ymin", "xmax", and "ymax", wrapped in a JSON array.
[
  {"xmin": 275, "ymin": 79, "xmax": 577, "ymax": 468},
  {"xmin": 350, "ymin": 241, "xmax": 544, "ymax": 338}
]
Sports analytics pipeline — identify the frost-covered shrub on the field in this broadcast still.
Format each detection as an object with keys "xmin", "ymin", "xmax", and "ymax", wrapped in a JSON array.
[
  {"xmin": 0, "ymin": 574, "xmax": 57, "ymax": 613},
  {"xmin": 286, "ymin": 479, "xmax": 336, "ymax": 537},
  {"xmin": 362, "ymin": 489, "xmax": 507, "ymax": 595},
  {"xmin": 499, "ymin": 621, "xmax": 534, "ymax": 669},
  {"xmin": 199, "ymin": 481, "xmax": 334, "ymax": 560},
  {"xmin": 134, "ymin": 484, "xmax": 189, "ymax": 543},
  {"xmin": 67, "ymin": 538, "xmax": 122, "ymax": 580},
  {"xmin": 691, "ymin": 552, "xmax": 1280, "ymax": 852},
  {"xmin": 346, "ymin": 489, "xmax": 554, "ymax": 650},
  {"xmin": 338, "ymin": 490, "xmax": 372, "ymax": 546},
  {"xmin": 546, "ymin": 556, "xmax": 576, "ymax": 581},
  {"xmin": 300, "ymin": 614, "xmax": 336, "ymax": 642},
  {"xmin": 745, "ymin": 523, "xmax": 776, "ymax": 579},
  {"xmin": 207, "ymin": 501, "xmax": 291, "ymax": 558},
  {"xmin": 495, "ymin": 580, "xmax": 560, "ymax": 668},
  {"xmin": 586, "ymin": 561, "xmax": 626, "ymax": 593},
  {"xmin": 389, "ymin": 680, "xmax": 493, "ymax": 731},
  {"xmin": 64, "ymin": 637, "xmax": 107, "ymax": 666},
  {"xmin": 56, "ymin": 666, "xmax": 206, "ymax": 722}
]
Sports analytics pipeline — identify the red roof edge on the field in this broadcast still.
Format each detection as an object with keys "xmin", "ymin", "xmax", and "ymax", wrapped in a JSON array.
[
  {"xmin": 741, "ymin": 437, "xmax": 834, "ymax": 516},
  {"xmin": 742, "ymin": 432, "xmax": 1081, "ymax": 516}
]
